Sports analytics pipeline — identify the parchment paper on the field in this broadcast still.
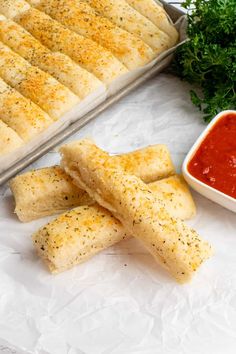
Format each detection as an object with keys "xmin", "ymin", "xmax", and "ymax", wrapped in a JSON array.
[{"xmin": 0, "ymin": 73, "xmax": 235, "ymax": 354}]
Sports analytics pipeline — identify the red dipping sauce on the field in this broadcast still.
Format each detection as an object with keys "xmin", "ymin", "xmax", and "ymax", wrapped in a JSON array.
[{"xmin": 188, "ymin": 112, "xmax": 236, "ymax": 199}]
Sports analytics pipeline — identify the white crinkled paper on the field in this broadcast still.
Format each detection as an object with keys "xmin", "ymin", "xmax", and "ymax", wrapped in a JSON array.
[{"xmin": 0, "ymin": 73, "xmax": 236, "ymax": 354}]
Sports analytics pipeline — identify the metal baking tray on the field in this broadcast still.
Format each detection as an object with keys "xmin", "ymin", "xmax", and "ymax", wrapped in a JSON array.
[{"xmin": 0, "ymin": 2, "xmax": 185, "ymax": 186}]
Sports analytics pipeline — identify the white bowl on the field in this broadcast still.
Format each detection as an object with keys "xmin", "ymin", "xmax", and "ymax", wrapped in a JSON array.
[{"xmin": 182, "ymin": 110, "xmax": 236, "ymax": 213}]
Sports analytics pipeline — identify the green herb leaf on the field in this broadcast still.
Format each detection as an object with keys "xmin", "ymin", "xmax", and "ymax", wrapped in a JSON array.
[{"xmin": 172, "ymin": 0, "xmax": 236, "ymax": 121}]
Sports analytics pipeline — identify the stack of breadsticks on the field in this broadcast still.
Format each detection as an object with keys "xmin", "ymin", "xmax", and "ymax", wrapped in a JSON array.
[
  {"xmin": 10, "ymin": 140, "xmax": 212, "ymax": 283},
  {"xmin": 0, "ymin": 0, "xmax": 178, "ymax": 156}
]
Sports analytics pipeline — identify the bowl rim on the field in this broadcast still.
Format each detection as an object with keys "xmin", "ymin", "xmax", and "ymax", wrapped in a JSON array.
[{"xmin": 182, "ymin": 110, "xmax": 236, "ymax": 204}]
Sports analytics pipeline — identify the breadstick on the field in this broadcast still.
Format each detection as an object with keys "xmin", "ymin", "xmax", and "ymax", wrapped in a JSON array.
[
  {"xmin": 33, "ymin": 174, "xmax": 196, "ymax": 274},
  {"xmin": 84, "ymin": 0, "xmax": 172, "ymax": 50},
  {"xmin": 0, "ymin": 120, "xmax": 23, "ymax": 155},
  {"xmin": 0, "ymin": 0, "xmax": 30, "ymax": 18},
  {"xmin": 27, "ymin": 0, "xmax": 154, "ymax": 69},
  {"xmin": 114, "ymin": 144, "xmax": 174, "ymax": 182},
  {"xmin": 10, "ymin": 166, "xmax": 92, "ymax": 222},
  {"xmin": 15, "ymin": 7, "xmax": 128, "ymax": 83},
  {"xmin": 10, "ymin": 144, "xmax": 175, "ymax": 221},
  {"xmin": 11, "ymin": 171, "xmax": 195, "ymax": 222},
  {"xmin": 0, "ymin": 15, "xmax": 103, "ymax": 99},
  {"xmin": 0, "ymin": 41, "xmax": 79, "ymax": 120},
  {"xmin": 0, "ymin": 77, "xmax": 53, "ymax": 141},
  {"xmin": 60, "ymin": 140, "xmax": 212, "ymax": 283},
  {"xmin": 149, "ymin": 175, "xmax": 196, "ymax": 220},
  {"xmin": 126, "ymin": 0, "xmax": 179, "ymax": 45}
]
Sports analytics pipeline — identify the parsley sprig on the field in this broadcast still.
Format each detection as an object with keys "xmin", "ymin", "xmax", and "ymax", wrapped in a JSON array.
[{"xmin": 172, "ymin": 0, "xmax": 236, "ymax": 122}]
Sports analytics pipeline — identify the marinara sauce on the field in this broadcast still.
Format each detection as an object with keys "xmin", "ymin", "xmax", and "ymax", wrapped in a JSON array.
[{"xmin": 188, "ymin": 112, "xmax": 236, "ymax": 199}]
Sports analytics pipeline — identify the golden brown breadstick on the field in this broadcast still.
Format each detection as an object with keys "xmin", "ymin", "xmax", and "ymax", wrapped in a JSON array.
[
  {"xmin": 113, "ymin": 145, "xmax": 174, "ymax": 182},
  {"xmin": 28, "ymin": 0, "xmax": 155, "ymax": 69},
  {"xmin": 126, "ymin": 0, "xmax": 179, "ymax": 46},
  {"xmin": 0, "ymin": 15, "xmax": 103, "ymax": 99},
  {"xmin": 0, "ymin": 120, "xmax": 23, "ymax": 155},
  {"xmin": 10, "ymin": 144, "xmax": 175, "ymax": 222},
  {"xmin": 84, "ymin": 0, "xmax": 171, "ymax": 51},
  {"xmin": 149, "ymin": 175, "xmax": 196, "ymax": 220},
  {"xmin": 32, "ymin": 175, "xmax": 195, "ymax": 273},
  {"xmin": 32, "ymin": 204, "xmax": 129, "ymax": 273},
  {"xmin": 60, "ymin": 140, "xmax": 212, "ymax": 283},
  {"xmin": 15, "ymin": 7, "xmax": 128, "ymax": 84},
  {"xmin": 0, "ymin": 77, "xmax": 53, "ymax": 141},
  {"xmin": 0, "ymin": 0, "xmax": 30, "ymax": 18},
  {"xmin": 0, "ymin": 41, "xmax": 79, "ymax": 120},
  {"xmin": 10, "ymin": 166, "xmax": 91, "ymax": 222}
]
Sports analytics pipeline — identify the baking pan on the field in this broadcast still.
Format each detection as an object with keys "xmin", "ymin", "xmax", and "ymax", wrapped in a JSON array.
[{"xmin": 0, "ymin": 1, "xmax": 185, "ymax": 185}]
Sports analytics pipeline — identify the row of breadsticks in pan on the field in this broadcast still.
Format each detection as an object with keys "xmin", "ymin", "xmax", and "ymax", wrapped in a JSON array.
[
  {"xmin": 0, "ymin": 0, "xmax": 178, "ymax": 155},
  {"xmin": 10, "ymin": 140, "xmax": 212, "ymax": 283}
]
